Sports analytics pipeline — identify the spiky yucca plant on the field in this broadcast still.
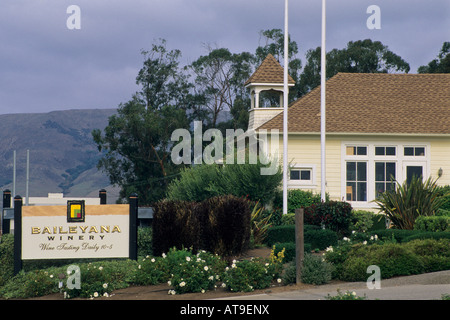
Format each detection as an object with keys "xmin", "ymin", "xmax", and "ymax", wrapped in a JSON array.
[{"xmin": 374, "ymin": 176, "xmax": 448, "ymax": 230}]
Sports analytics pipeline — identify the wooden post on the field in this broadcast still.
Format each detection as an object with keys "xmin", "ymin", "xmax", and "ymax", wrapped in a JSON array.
[
  {"xmin": 2, "ymin": 190, "xmax": 11, "ymax": 234},
  {"xmin": 129, "ymin": 193, "xmax": 138, "ymax": 260},
  {"xmin": 295, "ymin": 208, "xmax": 304, "ymax": 284},
  {"xmin": 13, "ymin": 196, "xmax": 23, "ymax": 275},
  {"xmin": 99, "ymin": 189, "xmax": 107, "ymax": 205}
]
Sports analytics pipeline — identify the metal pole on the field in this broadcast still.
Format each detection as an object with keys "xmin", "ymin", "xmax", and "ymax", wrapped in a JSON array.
[
  {"xmin": 25, "ymin": 150, "xmax": 29, "ymax": 206},
  {"xmin": 283, "ymin": 0, "xmax": 289, "ymax": 215},
  {"xmin": 320, "ymin": 0, "xmax": 327, "ymax": 202}
]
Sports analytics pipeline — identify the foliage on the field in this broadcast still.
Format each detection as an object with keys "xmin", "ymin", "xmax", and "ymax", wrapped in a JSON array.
[
  {"xmin": 298, "ymin": 39, "xmax": 410, "ymax": 96},
  {"xmin": 350, "ymin": 210, "xmax": 375, "ymax": 233},
  {"xmin": 273, "ymin": 189, "xmax": 327, "ymax": 214},
  {"xmin": 152, "ymin": 195, "xmax": 251, "ymax": 257},
  {"xmin": 300, "ymin": 253, "xmax": 334, "ymax": 285},
  {"xmin": 222, "ymin": 248, "xmax": 284, "ymax": 293},
  {"xmin": 304, "ymin": 201, "xmax": 353, "ymax": 236},
  {"xmin": 414, "ymin": 215, "xmax": 450, "ymax": 232},
  {"xmin": 374, "ymin": 176, "xmax": 448, "ymax": 230},
  {"xmin": 0, "ymin": 234, "xmax": 14, "ymax": 286},
  {"xmin": 166, "ymin": 249, "xmax": 226, "ymax": 295},
  {"xmin": 418, "ymin": 42, "xmax": 450, "ymax": 73},
  {"xmin": 167, "ymin": 159, "xmax": 282, "ymax": 205},
  {"xmin": 92, "ymin": 39, "xmax": 192, "ymax": 205},
  {"xmin": 250, "ymin": 202, "xmax": 272, "ymax": 246},
  {"xmin": 137, "ymin": 227, "xmax": 153, "ymax": 257},
  {"xmin": 325, "ymin": 290, "xmax": 367, "ymax": 300}
]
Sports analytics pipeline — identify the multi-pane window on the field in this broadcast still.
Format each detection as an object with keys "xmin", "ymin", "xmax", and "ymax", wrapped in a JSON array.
[
  {"xmin": 346, "ymin": 162, "xmax": 367, "ymax": 201},
  {"xmin": 375, "ymin": 162, "xmax": 396, "ymax": 196},
  {"xmin": 375, "ymin": 146, "xmax": 396, "ymax": 156},
  {"xmin": 290, "ymin": 169, "xmax": 312, "ymax": 181},
  {"xmin": 404, "ymin": 147, "xmax": 425, "ymax": 156},
  {"xmin": 346, "ymin": 146, "xmax": 367, "ymax": 156}
]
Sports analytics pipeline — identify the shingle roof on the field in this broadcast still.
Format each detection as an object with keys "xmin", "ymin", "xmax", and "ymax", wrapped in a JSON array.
[
  {"xmin": 244, "ymin": 54, "xmax": 295, "ymax": 86},
  {"xmin": 258, "ymin": 73, "xmax": 450, "ymax": 135}
]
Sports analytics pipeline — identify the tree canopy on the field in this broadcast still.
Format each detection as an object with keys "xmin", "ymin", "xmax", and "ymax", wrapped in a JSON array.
[{"xmin": 418, "ymin": 42, "xmax": 450, "ymax": 73}]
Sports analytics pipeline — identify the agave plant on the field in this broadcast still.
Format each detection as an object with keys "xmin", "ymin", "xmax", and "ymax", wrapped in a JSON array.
[{"xmin": 374, "ymin": 175, "xmax": 449, "ymax": 230}]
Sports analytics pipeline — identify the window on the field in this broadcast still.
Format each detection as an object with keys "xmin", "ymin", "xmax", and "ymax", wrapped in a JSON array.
[
  {"xmin": 346, "ymin": 162, "xmax": 367, "ymax": 201},
  {"xmin": 346, "ymin": 146, "xmax": 367, "ymax": 156},
  {"xmin": 375, "ymin": 162, "xmax": 396, "ymax": 196},
  {"xmin": 404, "ymin": 147, "xmax": 425, "ymax": 156},
  {"xmin": 375, "ymin": 146, "xmax": 396, "ymax": 156},
  {"xmin": 290, "ymin": 169, "xmax": 312, "ymax": 181}
]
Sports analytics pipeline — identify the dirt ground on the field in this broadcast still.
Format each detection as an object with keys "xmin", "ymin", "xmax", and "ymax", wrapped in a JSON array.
[{"xmin": 27, "ymin": 247, "xmax": 320, "ymax": 300}]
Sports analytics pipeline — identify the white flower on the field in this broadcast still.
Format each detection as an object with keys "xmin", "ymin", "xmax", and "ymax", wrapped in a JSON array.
[
  {"xmin": 162, "ymin": 253, "xmax": 166, "ymax": 258},
  {"xmin": 277, "ymin": 278, "xmax": 282, "ymax": 283},
  {"xmin": 343, "ymin": 237, "xmax": 350, "ymax": 242},
  {"xmin": 168, "ymin": 290, "xmax": 176, "ymax": 295},
  {"xmin": 93, "ymin": 292, "xmax": 99, "ymax": 298},
  {"xmin": 186, "ymin": 256, "xmax": 191, "ymax": 262},
  {"xmin": 265, "ymin": 263, "xmax": 269, "ymax": 267},
  {"xmin": 138, "ymin": 265, "xmax": 141, "ymax": 269},
  {"xmin": 103, "ymin": 283, "xmax": 108, "ymax": 289},
  {"xmin": 325, "ymin": 246, "xmax": 333, "ymax": 252},
  {"xmin": 221, "ymin": 283, "xmax": 226, "ymax": 288},
  {"xmin": 49, "ymin": 274, "xmax": 54, "ymax": 278},
  {"xmin": 208, "ymin": 276, "xmax": 214, "ymax": 281},
  {"xmin": 352, "ymin": 291, "xmax": 356, "ymax": 296},
  {"xmin": 151, "ymin": 258, "xmax": 156, "ymax": 263},
  {"xmin": 352, "ymin": 230, "xmax": 356, "ymax": 234},
  {"xmin": 374, "ymin": 234, "xmax": 378, "ymax": 240},
  {"xmin": 363, "ymin": 241, "xmax": 367, "ymax": 245},
  {"xmin": 179, "ymin": 281, "xmax": 186, "ymax": 287},
  {"xmin": 204, "ymin": 266, "xmax": 209, "ymax": 271},
  {"xmin": 201, "ymin": 289, "xmax": 205, "ymax": 294},
  {"xmin": 98, "ymin": 266, "xmax": 103, "ymax": 271},
  {"xmin": 103, "ymin": 292, "xmax": 109, "ymax": 297},
  {"xmin": 167, "ymin": 280, "xmax": 171, "ymax": 286},
  {"xmin": 231, "ymin": 264, "xmax": 236, "ymax": 269},
  {"xmin": 370, "ymin": 236, "xmax": 374, "ymax": 241}
]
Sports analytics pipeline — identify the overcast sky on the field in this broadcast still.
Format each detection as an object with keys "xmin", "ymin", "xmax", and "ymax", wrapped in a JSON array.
[{"xmin": 0, "ymin": 0, "xmax": 449, "ymax": 114}]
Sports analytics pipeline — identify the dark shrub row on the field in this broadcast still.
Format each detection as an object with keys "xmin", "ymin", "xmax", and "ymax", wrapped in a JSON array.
[{"xmin": 152, "ymin": 195, "xmax": 251, "ymax": 257}]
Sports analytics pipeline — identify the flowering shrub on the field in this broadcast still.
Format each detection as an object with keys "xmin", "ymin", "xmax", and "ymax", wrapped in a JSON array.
[
  {"xmin": 222, "ymin": 247, "xmax": 284, "ymax": 292},
  {"xmin": 325, "ymin": 289, "xmax": 367, "ymax": 300},
  {"xmin": 167, "ymin": 249, "xmax": 225, "ymax": 294}
]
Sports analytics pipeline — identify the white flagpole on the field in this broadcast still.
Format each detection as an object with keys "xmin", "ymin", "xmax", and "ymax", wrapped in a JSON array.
[
  {"xmin": 320, "ymin": 0, "xmax": 326, "ymax": 202},
  {"xmin": 283, "ymin": 0, "xmax": 289, "ymax": 215}
]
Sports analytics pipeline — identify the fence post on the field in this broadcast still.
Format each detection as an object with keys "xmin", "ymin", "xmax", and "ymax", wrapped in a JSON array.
[
  {"xmin": 295, "ymin": 208, "xmax": 304, "ymax": 284},
  {"xmin": 99, "ymin": 189, "xmax": 107, "ymax": 205},
  {"xmin": 129, "ymin": 193, "xmax": 138, "ymax": 260},
  {"xmin": 13, "ymin": 195, "xmax": 23, "ymax": 275},
  {"xmin": 2, "ymin": 190, "xmax": 11, "ymax": 234}
]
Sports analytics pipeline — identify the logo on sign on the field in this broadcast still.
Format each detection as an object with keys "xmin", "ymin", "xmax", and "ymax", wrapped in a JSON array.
[{"xmin": 67, "ymin": 200, "xmax": 85, "ymax": 223}]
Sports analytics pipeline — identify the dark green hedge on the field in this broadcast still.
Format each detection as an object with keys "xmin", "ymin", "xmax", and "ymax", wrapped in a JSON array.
[
  {"xmin": 152, "ymin": 195, "xmax": 251, "ymax": 257},
  {"xmin": 265, "ymin": 225, "xmax": 338, "ymax": 250}
]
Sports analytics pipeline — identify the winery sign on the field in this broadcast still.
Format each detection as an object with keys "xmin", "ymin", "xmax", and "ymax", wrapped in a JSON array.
[{"xmin": 13, "ymin": 195, "xmax": 138, "ymax": 274}]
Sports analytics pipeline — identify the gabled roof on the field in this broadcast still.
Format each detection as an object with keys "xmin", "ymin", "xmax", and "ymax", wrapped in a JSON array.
[
  {"xmin": 258, "ymin": 73, "xmax": 450, "ymax": 135},
  {"xmin": 245, "ymin": 54, "xmax": 295, "ymax": 86}
]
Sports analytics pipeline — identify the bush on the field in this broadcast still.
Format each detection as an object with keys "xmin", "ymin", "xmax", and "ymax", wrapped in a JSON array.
[
  {"xmin": 0, "ymin": 234, "xmax": 14, "ymax": 286},
  {"xmin": 167, "ymin": 159, "xmax": 282, "ymax": 205},
  {"xmin": 304, "ymin": 201, "xmax": 353, "ymax": 236},
  {"xmin": 273, "ymin": 189, "xmax": 328, "ymax": 214},
  {"xmin": 137, "ymin": 227, "xmax": 153, "ymax": 257},
  {"xmin": 351, "ymin": 210, "xmax": 375, "ymax": 233},
  {"xmin": 152, "ymin": 195, "xmax": 251, "ymax": 257},
  {"xmin": 414, "ymin": 215, "xmax": 450, "ymax": 232},
  {"xmin": 304, "ymin": 229, "xmax": 338, "ymax": 250},
  {"xmin": 403, "ymin": 239, "xmax": 450, "ymax": 272},
  {"xmin": 300, "ymin": 253, "xmax": 334, "ymax": 285},
  {"xmin": 338, "ymin": 243, "xmax": 424, "ymax": 281}
]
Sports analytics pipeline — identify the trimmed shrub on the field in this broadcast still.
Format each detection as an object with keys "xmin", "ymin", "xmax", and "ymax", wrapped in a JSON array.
[
  {"xmin": 152, "ymin": 195, "xmax": 251, "ymax": 257},
  {"xmin": 304, "ymin": 229, "xmax": 338, "ymax": 250},
  {"xmin": 403, "ymin": 239, "xmax": 450, "ymax": 272},
  {"xmin": 304, "ymin": 201, "xmax": 353, "ymax": 236},
  {"xmin": 414, "ymin": 215, "xmax": 450, "ymax": 232},
  {"xmin": 339, "ymin": 243, "xmax": 424, "ymax": 281}
]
